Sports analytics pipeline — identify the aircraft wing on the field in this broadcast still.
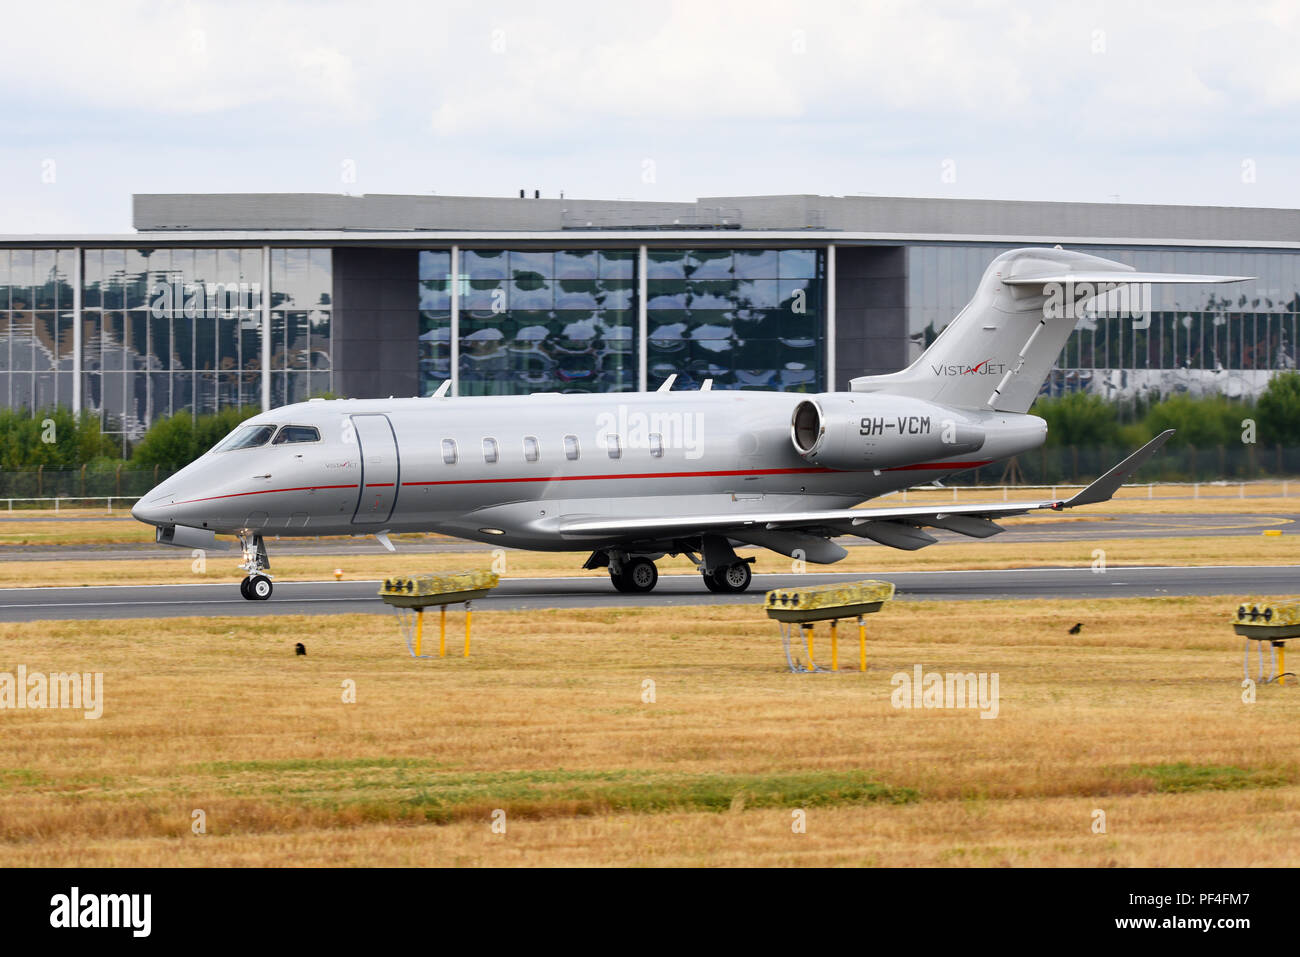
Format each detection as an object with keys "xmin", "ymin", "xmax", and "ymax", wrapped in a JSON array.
[{"xmin": 557, "ymin": 430, "xmax": 1173, "ymax": 552}]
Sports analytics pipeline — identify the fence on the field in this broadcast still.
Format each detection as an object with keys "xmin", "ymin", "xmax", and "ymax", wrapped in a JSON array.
[
  {"xmin": 898, "ymin": 480, "xmax": 1295, "ymax": 505},
  {"xmin": 0, "ymin": 466, "xmax": 177, "ymax": 500},
  {"xmin": 960, "ymin": 444, "xmax": 1300, "ymax": 486},
  {"xmin": 2, "ymin": 496, "xmax": 141, "ymax": 513}
]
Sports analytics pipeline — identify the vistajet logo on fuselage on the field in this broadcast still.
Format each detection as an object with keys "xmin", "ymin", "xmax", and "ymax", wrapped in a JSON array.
[{"xmin": 930, "ymin": 359, "xmax": 1007, "ymax": 377}]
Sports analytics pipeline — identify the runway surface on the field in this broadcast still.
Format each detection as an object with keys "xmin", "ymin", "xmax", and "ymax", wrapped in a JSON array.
[
  {"xmin": 3, "ymin": 512, "xmax": 1297, "ymax": 562},
  {"xmin": 1, "ymin": 565, "xmax": 1297, "ymax": 621}
]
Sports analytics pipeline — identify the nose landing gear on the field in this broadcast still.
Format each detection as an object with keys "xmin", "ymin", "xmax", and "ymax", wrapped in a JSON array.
[{"xmin": 238, "ymin": 533, "xmax": 273, "ymax": 601}]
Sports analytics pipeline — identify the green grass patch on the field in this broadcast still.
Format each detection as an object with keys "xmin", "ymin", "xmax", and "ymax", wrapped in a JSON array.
[
  {"xmin": 1127, "ymin": 762, "xmax": 1289, "ymax": 793},
  {"xmin": 382, "ymin": 769, "xmax": 918, "ymax": 823},
  {"xmin": 0, "ymin": 769, "xmax": 46, "ymax": 788}
]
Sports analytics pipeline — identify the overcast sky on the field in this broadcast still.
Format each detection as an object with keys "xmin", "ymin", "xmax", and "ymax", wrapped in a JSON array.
[{"xmin": 3, "ymin": 0, "xmax": 1299, "ymax": 232}]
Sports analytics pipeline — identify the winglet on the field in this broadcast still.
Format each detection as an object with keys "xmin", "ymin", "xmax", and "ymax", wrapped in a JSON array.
[{"xmin": 1061, "ymin": 429, "xmax": 1174, "ymax": 508}]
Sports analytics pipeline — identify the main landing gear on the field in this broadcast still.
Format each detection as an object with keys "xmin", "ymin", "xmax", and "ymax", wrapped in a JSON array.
[
  {"xmin": 238, "ymin": 533, "xmax": 273, "ymax": 601},
  {"xmin": 701, "ymin": 560, "xmax": 753, "ymax": 594},
  {"xmin": 584, "ymin": 540, "xmax": 756, "ymax": 595},
  {"xmin": 611, "ymin": 556, "xmax": 659, "ymax": 593}
]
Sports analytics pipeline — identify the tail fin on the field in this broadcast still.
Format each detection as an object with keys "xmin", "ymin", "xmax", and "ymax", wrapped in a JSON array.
[{"xmin": 849, "ymin": 247, "xmax": 1249, "ymax": 413}]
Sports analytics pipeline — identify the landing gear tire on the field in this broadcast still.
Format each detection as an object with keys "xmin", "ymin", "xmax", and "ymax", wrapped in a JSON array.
[
  {"xmin": 703, "ymin": 561, "xmax": 752, "ymax": 594},
  {"xmin": 247, "ymin": 574, "xmax": 273, "ymax": 601},
  {"xmin": 610, "ymin": 557, "xmax": 659, "ymax": 593},
  {"xmin": 240, "ymin": 577, "xmax": 253, "ymax": 600}
]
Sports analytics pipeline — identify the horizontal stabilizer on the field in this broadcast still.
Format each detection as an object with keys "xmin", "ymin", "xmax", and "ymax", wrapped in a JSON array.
[{"xmin": 1002, "ymin": 271, "xmax": 1251, "ymax": 286}]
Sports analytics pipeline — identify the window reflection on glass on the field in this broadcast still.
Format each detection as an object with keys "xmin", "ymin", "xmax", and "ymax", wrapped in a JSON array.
[{"xmin": 419, "ymin": 248, "xmax": 642, "ymax": 397}]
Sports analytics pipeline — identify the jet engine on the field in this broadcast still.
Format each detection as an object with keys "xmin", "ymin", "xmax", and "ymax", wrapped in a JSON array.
[{"xmin": 790, "ymin": 394, "xmax": 985, "ymax": 471}]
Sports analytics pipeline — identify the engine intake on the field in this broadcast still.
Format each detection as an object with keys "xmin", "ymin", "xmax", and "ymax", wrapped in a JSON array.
[{"xmin": 791, "ymin": 394, "xmax": 985, "ymax": 471}]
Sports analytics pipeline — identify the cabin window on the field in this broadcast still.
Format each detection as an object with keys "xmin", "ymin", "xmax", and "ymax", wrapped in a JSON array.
[
  {"xmin": 482, "ymin": 438, "xmax": 499, "ymax": 464},
  {"xmin": 272, "ymin": 425, "xmax": 321, "ymax": 445},
  {"xmin": 606, "ymin": 435, "xmax": 622, "ymax": 459},
  {"xmin": 564, "ymin": 434, "xmax": 580, "ymax": 461},
  {"xmin": 523, "ymin": 436, "xmax": 540, "ymax": 463},
  {"xmin": 213, "ymin": 424, "xmax": 275, "ymax": 452},
  {"xmin": 649, "ymin": 433, "xmax": 664, "ymax": 458},
  {"xmin": 441, "ymin": 439, "xmax": 458, "ymax": 465}
]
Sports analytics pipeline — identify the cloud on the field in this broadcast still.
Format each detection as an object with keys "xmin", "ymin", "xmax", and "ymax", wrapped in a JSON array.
[{"xmin": 3, "ymin": 0, "xmax": 1300, "ymax": 230}]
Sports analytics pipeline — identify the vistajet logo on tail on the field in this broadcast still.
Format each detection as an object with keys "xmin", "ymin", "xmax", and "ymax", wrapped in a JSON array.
[{"xmin": 930, "ymin": 359, "xmax": 1007, "ymax": 377}]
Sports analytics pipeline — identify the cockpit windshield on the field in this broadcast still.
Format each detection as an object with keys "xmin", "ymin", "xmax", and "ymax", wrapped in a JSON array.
[
  {"xmin": 212, "ymin": 424, "xmax": 276, "ymax": 453},
  {"xmin": 272, "ymin": 425, "xmax": 321, "ymax": 445}
]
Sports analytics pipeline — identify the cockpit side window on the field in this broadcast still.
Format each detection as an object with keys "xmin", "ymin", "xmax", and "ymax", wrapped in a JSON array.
[
  {"xmin": 213, "ymin": 424, "xmax": 276, "ymax": 452},
  {"xmin": 272, "ymin": 425, "xmax": 322, "ymax": 445}
]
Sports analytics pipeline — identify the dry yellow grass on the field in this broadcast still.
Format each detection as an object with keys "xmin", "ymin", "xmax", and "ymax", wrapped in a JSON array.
[
  {"xmin": 0, "ymin": 596, "xmax": 1296, "ymax": 866},
  {"xmin": 2, "ymin": 533, "xmax": 1297, "ymax": 589},
  {"xmin": 0, "ymin": 487, "xmax": 1297, "ymax": 546}
]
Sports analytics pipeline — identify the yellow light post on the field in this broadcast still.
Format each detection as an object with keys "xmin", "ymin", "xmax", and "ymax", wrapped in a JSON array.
[
  {"xmin": 440, "ymin": 607, "xmax": 447, "ymax": 658},
  {"xmin": 830, "ymin": 620, "xmax": 838, "ymax": 672},
  {"xmin": 414, "ymin": 609, "xmax": 424, "ymax": 657},
  {"xmin": 858, "ymin": 615, "xmax": 867, "ymax": 672}
]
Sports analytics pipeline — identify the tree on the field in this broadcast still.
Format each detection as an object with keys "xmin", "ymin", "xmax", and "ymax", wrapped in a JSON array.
[
  {"xmin": 0, "ymin": 407, "xmax": 120, "ymax": 469},
  {"xmin": 131, "ymin": 406, "xmax": 261, "ymax": 471},
  {"xmin": 1030, "ymin": 392, "xmax": 1122, "ymax": 446},
  {"xmin": 1256, "ymin": 371, "xmax": 1300, "ymax": 446},
  {"xmin": 1142, "ymin": 393, "xmax": 1253, "ymax": 448}
]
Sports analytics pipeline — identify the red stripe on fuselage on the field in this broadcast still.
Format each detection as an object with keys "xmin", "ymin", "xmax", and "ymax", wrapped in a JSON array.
[
  {"xmin": 170, "ymin": 483, "xmax": 360, "ymax": 506},
  {"xmin": 400, "ymin": 466, "xmax": 830, "ymax": 487},
  {"xmin": 166, "ymin": 461, "xmax": 994, "ymax": 506}
]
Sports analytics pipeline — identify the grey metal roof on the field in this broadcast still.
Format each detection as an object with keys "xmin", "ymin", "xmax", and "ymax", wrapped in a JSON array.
[{"xmin": 127, "ymin": 191, "xmax": 1300, "ymax": 246}]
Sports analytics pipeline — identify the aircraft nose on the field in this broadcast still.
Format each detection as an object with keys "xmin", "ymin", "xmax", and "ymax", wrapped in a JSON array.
[{"xmin": 131, "ymin": 497, "xmax": 164, "ymax": 525}]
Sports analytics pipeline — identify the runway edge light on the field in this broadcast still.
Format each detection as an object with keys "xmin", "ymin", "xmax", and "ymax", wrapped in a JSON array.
[
  {"xmin": 379, "ymin": 570, "xmax": 499, "ymax": 659},
  {"xmin": 765, "ymin": 580, "xmax": 895, "ymax": 674}
]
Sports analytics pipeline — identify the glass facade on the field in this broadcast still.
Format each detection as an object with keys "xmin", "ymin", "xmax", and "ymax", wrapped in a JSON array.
[
  {"xmin": 269, "ymin": 248, "xmax": 333, "ymax": 407},
  {"xmin": 419, "ymin": 246, "xmax": 826, "ymax": 396},
  {"xmin": 82, "ymin": 247, "xmax": 265, "ymax": 444},
  {"xmin": 7, "ymin": 236, "xmax": 1300, "ymax": 446},
  {"xmin": 420, "ymin": 248, "xmax": 639, "ymax": 396},
  {"xmin": 0, "ymin": 247, "xmax": 333, "ymax": 449},
  {"xmin": 907, "ymin": 245, "xmax": 1300, "ymax": 400},
  {"xmin": 0, "ymin": 249, "xmax": 76, "ymax": 415},
  {"xmin": 645, "ymin": 248, "xmax": 823, "ymax": 391}
]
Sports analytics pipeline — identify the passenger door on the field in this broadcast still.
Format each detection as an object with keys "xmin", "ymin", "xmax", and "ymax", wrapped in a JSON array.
[{"xmin": 350, "ymin": 414, "xmax": 400, "ymax": 524}]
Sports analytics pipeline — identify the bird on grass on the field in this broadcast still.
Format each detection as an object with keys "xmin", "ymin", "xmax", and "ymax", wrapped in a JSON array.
[
  {"xmin": 1068, "ymin": 623, "xmax": 1083, "ymax": 635},
  {"xmin": 295, "ymin": 642, "xmax": 306, "ymax": 656}
]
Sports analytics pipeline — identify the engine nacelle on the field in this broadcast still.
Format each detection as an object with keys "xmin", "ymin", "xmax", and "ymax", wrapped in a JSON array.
[{"xmin": 790, "ymin": 394, "xmax": 985, "ymax": 470}]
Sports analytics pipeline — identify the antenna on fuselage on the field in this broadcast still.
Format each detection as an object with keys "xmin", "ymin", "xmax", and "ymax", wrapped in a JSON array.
[
  {"xmin": 656, "ymin": 374, "xmax": 677, "ymax": 392},
  {"xmin": 431, "ymin": 380, "xmax": 451, "ymax": 398}
]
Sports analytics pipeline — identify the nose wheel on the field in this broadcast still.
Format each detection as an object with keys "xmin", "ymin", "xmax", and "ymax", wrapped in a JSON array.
[
  {"xmin": 237, "ymin": 533, "xmax": 274, "ymax": 601},
  {"xmin": 240, "ymin": 575, "xmax": 273, "ymax": 601}
]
